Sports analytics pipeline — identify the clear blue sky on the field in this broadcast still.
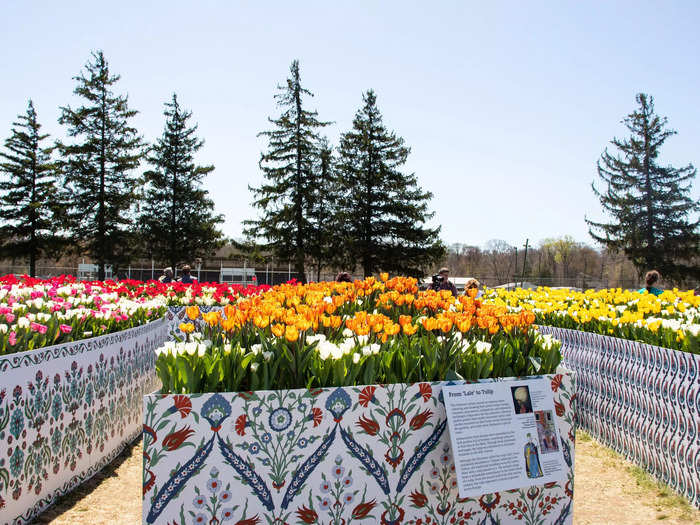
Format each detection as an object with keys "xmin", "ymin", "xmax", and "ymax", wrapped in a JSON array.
[{"xmin": 2, "ymin": 1, "xmax": 698, "ymax": 249}]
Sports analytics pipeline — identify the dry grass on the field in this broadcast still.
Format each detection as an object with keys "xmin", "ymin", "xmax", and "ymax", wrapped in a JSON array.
[{"xmin": 31, "ymin": 432, "xmax": 700, "ymax": 524}]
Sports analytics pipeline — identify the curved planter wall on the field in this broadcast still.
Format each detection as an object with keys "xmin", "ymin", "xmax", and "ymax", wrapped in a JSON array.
[
  {"xmin": 143, "ymin": 373, "xmax": 576, "ymax": 525},
  {"xmin": 0, "ymin": 318, "xmax": 168, "ymax": 525},
  {"xmin": 537, "ymin": 325, "xmax": 700, "ymax": 508}
]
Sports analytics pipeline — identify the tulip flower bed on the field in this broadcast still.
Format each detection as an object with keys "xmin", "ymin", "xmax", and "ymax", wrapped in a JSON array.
[
  {"xmin": 483, "ymin": 287, "xmax": 699, "ymax": 353},
  {"xmin": 143, "ymin": 277, "xmax": 576, "ymax": 524},
  {"xmin": 0, "ymin": 275, "xmax": 270, "ymax": 355},
  {"xmin": 154, "ymin": 276, "xmax": 564, "ymax": 394}
]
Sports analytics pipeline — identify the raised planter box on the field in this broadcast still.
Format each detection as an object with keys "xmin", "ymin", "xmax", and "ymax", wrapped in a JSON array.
[
  {"xmin": 0, "ymin": 318, "xmax": 169, "ymax": 525},
  {"xmin": 143, "ymin": 372, "xmax": 576, "ymax": 524},
  {"xmin": 538, "ymin": 325, "xmax": 700, "ymax": 508}
]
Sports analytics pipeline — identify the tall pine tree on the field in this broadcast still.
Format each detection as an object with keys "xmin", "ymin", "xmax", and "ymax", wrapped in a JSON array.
[
  {"xmin": 58, "ymin": 50, "xmax": 144, "ymax": 280},
  {"xmin": 0, "ymin": 100, "xmax": 63, "ymax": 276},
  {"xmin": 336, "ymin": 90, "xmax": 444, "ymax": 277},
  {"xmin": 139, "ymin": 94, "xmax": 224, "ymax": 271},
  {"xmin": 244, "ymin": 60, "xmax": 330, "ymax": 283},
  {"xmin": 308, "ymin": 137, "xmax": 340, "ymax": 281},
  {"xmin": 587, "ymin": 94, "xmax": 699, "ymax": 282}
]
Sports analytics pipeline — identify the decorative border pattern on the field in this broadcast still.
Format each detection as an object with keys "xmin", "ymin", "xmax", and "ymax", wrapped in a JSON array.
[
  {"xmin": 143, "ymin": 374, "xmax": 576, "ymax": 525},
  {"xmin": 0, "ymin": 319, "xmax": 169, "ymax": 525},
  {"xmin": 537, "ymin": 325, "xmax": 700, "ymax": 509}
]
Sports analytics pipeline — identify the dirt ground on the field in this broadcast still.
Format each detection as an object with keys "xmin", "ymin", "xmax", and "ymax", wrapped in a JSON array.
[{"xmin": 33, "ymin": 432, "xmax": 700, "ymax": 525}]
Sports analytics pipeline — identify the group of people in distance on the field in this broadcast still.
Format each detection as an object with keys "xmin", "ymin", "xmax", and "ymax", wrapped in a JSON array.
[
  {"xmin": 159, "ymin": 265, "xmax": 196, "ymax": 284},
  {"xmin": 160, "ymin": 264, "xmax": 682, "ymax": 296}
]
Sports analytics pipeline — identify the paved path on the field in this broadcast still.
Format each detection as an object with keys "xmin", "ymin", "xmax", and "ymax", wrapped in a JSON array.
[{"xmin": 34, "ymin": 433, "xmax": 700, "ymax": 524}]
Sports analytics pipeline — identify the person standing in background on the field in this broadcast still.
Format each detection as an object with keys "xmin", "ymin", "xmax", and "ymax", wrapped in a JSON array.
[
  {"xmin": 638, "ymin": 270, "xmax": 663, "ymax": 296},
  {"xmin": 179, "ymin": 265, "xmax": 195, "ymax": 284}
]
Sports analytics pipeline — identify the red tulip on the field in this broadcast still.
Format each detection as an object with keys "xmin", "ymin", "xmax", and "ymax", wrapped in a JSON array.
[
  {"xmin": 352, "ymin": 499, "xmax": 377, "ymax": 519},
  {"xmin": 162, "ymin": 426, "xmax": 195, "ymax": 451},
  {"xmin": 356, "ymin": 415, "xmax": 380, "ymax": 436},
  {"xmin": 409, "ymin": 490, "xmax": 428, "ymax": 508},
  {"xmin": 409, "ymin": 409, "xmax": 433, "ymax": 430},
  {"xmin": 235, "ymin": 516, "xmax": 260, "ymax": 525},
  {"xmin": 296, "ymin": 505, "xmax": 318, "ymax": 523}
]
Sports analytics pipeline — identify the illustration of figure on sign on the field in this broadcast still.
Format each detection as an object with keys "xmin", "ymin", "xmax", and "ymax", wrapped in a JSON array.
[
  {"xmin": 511, "ymin": 386, "xmax": 533, "ymax": 414},
  {"xmin": 535, "ymin": 410, "xmax": 559, "ymax": 453},
  {"xmin": 524, "ymin": 433, "xmax": 543, "ymax": 478}
]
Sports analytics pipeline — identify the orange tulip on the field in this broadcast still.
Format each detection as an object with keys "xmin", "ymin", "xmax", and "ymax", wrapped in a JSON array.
[
  {"xmin": 402, "ymin": 323, "xmax": 418, "ymax": 336},
  {"xmin": 271, "ymin": 324, "xmax": 285, "ymax": 337},
  {"xmin": 285, "ymin": 325, "xmax": 299, "ymax": 342}
]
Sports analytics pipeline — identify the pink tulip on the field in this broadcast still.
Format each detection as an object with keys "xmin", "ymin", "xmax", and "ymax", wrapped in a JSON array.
[
  {"xmin": 8, "ymin": 332, "xmax": 16, "ymax": 345},
  {"xmin": 59, "ymin": 324, "xmax": 72, "ymax": 334},
  {"xmin": 30, "ymin": 322, "xmax": 48, "ymax": 334},
  {"xmin": 5, "ymin": 314, "xmax": 15, "ymax": 323}
]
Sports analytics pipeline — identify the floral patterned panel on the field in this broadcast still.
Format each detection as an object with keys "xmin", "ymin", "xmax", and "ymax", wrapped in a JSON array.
[
  {"xmin": 143, "ymin": 373, "xmax": 576, "ymax": 525},
  {"xmin": 0, "ymin": 318, "xmax": 168, "ymax": 524},
  {"xmin": 538, "ymin": 325, "xmax": 700, "ymax": 509}
]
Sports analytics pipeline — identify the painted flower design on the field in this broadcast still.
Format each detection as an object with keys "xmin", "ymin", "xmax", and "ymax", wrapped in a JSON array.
[
  {"xmin": 221, "ymin": 507, "xmax": 235, "ymax": 522},
  {"xmin": 296, "ymin": 505, "xmax": 318, "ymax": 524},
  {"xmin": 416, "ymin": 383, "xmax": 432, "ymax": 402},
  {"xmin": 409, "ymin": 409, "xmax": 433, "ymax": 430},
  {"xmin": 356, "ymin": 414, "xmax": 380, "ymax": 435},
  {"xmin": 167, "ymin": 395, "xmax": 192, "ymax": 418},
  {"xmin": 351, "ymin": 499, "xmax": 377, "ymax": 519},
  {"xmin": 326, "ymin": 388, "xmax": 351, "ymax": 421},
  {"xmin": 358, "ymin": 385, "xmax": 377, "ymax": 407},
  {"xmin": 193, "ymin": 495, "xmax": 206, "ymax": 508},
  {"xmin": 235, "ymin": 414, "xmax": 248, "ymax": 436},
  {"xmin": 309, "ymin": 407, "xmax": 323, "ymax": 427},
  {"xmin": 269, "ymin": 407, "xmax": 292, "ymax": 432},
  {"xmin": 201, "ymin": 393, "xmax": 232, "ymax": 430},
  {"xmin": 162, "ymin": 426, "xmax": 195, "ymax": 451},
  {"xmin": 207, "ymin": 477, "xmax": 221, "ymax": 493},
  {"xmin": 261, "ymin": 432, "xmax": 272, "ymax": 443},
  {"xmin": 409, "ymin": 490, "xmax": 428, "ymax": 507},
  {"xmin": 551, "ymin": 374, "xmax": 563, "ymax": 392},
  {"xmin": 319, "ymin": 480, "xmax": 331, "ymax": 493}
]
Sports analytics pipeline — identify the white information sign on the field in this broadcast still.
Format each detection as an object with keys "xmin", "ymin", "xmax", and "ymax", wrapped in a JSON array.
[{"xmin": 443, "ymin": 378, "xmax": 567, "ymax": 498}]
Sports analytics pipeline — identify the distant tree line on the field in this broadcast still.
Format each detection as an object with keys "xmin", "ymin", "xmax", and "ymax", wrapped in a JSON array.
[{"xmin": 442, "ymin": 237, "xmax": 668, "ymax": 288}]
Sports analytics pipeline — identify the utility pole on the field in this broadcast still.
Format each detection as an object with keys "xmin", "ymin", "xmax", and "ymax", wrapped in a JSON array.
[
  {"xmin": 514, "ymin": 247, "xmax": 518, "ymax": 288},
  {"xmin": 521, "ymin": 239, "xmax": 529, "ymax": 288}
]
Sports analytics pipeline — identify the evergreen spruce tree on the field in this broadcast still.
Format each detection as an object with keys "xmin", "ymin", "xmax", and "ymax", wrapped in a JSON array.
[
  {"xmin": 244, "ymin": 60, "xmax": 330, "ymax": 284},
  {"xmin": 58, "ymin": 51, "xmax": 144, "ymax": 280},
  {"xmin": 0, "ymin": 100, "xmax": 63, "ymax": 276},
  {"xmin": 587, "ymin": 94, "xmax": 699, "ymax": 282},
  {"xmin": 308, "ymin": 137, "xmax": 340, "ymax": 281},
  {"xmin": 139, "ymin": 94, "xmax": 224, "ymax": 271},
  {"xmin": 336, "ymin": 90, "xmax": 444, "ymax": 277}
]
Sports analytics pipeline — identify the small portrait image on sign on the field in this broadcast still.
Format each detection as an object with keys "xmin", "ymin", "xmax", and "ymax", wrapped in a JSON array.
[
  {"xmin": 524, "ymin": 433, "xmax": 544, "ymax": 478},
  {"xmin": 535, "ymin": 410, "xmax": 559, "ymax": 453},
  {"xmin": 511, "ymin": 385, "xmax": 533, "ymax": 414}
]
